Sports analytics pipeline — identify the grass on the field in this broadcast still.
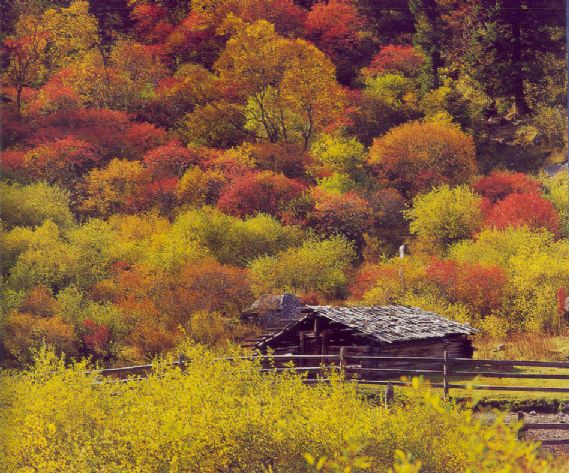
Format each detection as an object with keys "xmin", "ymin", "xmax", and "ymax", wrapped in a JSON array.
[
  {"xmin": 474, "ymin": 334, "xmax": 569, "ymax": 362},
  {"xmin": 355, "ymin": 334, "xmax": 569, "ymax": 408}
]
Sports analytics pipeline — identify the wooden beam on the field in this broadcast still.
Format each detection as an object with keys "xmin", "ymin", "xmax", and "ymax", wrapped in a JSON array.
[
  {"xmin": 453, "ymin": 358, "xmax": 569, "ymax": 369},
  {"xmin": 452, "ymin": 371, "xmax": 569, "ymax": 380},
  {"xmin": 522, "ymin": 423, "xmax": 569, "ymax": 431},
  {"xmin": 348, "ymin": 367, "xmax": 441, "ymax": 375}
]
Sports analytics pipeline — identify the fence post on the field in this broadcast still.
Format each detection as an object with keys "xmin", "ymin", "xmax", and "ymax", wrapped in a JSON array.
[
  {"xmin": 299, "ymin": 332, "xmax": 306, "ymax": 368},
  {"xmin": 385, "ymin": 382, "xmax": 394, "ymax": 408},
  {"xmin": 517, "ymin": 411, "xmax": 525, "ymax": 440},
  {"xmin": 340, "ymin": 346, "xmax": 347, "ymax": 372},
  {"xmin": 443, "ymin": 350, "xmax": 449, "ymax": 399},
  {"xmin": 178, "ymin": 353, "xmax": 186, "ymax": 372}
]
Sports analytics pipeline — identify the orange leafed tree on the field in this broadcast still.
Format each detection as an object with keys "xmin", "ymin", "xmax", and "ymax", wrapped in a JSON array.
[
  {"xmin": 3, "ymin": 15, "xmax": 49, "ymax": 112},
  {"xmin": 426, "ymin": 258, "xmax": 507, "ymax": 316},
  {"xmin": 369, "ymin": 121, "xmax": 477, "ymax": 197}
]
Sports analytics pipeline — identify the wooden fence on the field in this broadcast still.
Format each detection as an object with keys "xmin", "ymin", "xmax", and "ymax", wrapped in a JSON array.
[
  {"xmin": 91, "ymin": 350, "xmax": 569, "ymax": 446},
  {"xmin": 91, "ymin": 350, "xmax": 569, "ymax": 396}
]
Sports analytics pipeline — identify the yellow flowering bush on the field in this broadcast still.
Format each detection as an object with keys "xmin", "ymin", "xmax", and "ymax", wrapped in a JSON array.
[{"xmin": 0, "ymin": 346, "xmax": 559, "ymax": 472}]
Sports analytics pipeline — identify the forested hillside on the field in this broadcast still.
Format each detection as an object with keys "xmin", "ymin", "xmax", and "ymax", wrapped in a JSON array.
[{"xmin": 0, "ymin": 0, "xmax": 567, "ymax": 367}]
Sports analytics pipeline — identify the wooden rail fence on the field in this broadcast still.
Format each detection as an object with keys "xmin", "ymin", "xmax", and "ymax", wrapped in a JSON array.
[{"xmin": 91, "ymin": 351, "xmax": 569, "ymax": 446}]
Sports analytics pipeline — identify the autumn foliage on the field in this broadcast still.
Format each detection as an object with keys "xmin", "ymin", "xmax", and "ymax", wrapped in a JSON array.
[
  {"xmin": 364, "ymin": 44, "xmax": 424, "ymax": 78},
  {"xmin": 0, "ymin": 0, "xmax": 567, "ymax": 370},
  {"xmin": 483, "ymin": 192, "xmax": 561, "ymax": 235},
  {"xmin": 142, "ymin": 141, "xmax": 199, "ymax": 179},
  {"xmin": 217, "ymin": 171, "xmax": 305, "ymax": 218},
  {"xmin": 473, "ymin": 171, "xmax": 542, "ymax": 203},
  {"xmin": 304, "ymin": 0, "xmax": 370, "ymax": 83},
  {"xmin": 369, "ymin": 121, "xmax": 477, "ymax": 197},
  {"xmin": 425, "ymin": 258, "xmax": 507, "ymax": 316},
  {"xmin": 21, "ymin": 136, "xmax": 101, "ymax": 186}
]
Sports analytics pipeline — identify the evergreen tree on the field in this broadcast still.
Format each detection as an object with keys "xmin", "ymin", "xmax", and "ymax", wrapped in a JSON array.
[
  {"xmin": 457, "ymin": 0, "xmax": 565, "ymax": 116},
  {"xmin": 409, "ymin": 0, "xmax": 443, "ymax": 92},
  {"xmin": 355, "ymin": 0, "xmax": 415, "ymax": 44}
]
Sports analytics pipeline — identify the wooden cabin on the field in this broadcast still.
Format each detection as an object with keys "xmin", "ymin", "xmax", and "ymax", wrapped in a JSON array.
[
  {"xmin": 240, "ymin": 294, "xmax": 304, "ymax": 348},
  {"xmin": 253, "ymin": 304, "xmax": 477, "ymax": 369}
]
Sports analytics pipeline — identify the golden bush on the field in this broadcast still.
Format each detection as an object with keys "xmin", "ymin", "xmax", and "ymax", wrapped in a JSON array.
[{"xmin": 0, "ymin": 347, "xmax": 558, "ymax": 473}]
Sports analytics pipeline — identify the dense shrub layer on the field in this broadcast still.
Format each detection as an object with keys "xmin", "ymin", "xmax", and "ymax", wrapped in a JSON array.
[{"xmin": 0, "ymin": 347, "xmax": 556, "ymax": 473}]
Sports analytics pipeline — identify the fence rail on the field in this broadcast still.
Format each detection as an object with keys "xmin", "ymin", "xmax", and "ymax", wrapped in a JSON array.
[{"xmin": 90, "ymin": 352, "xmax": 569, "ymax": 398}]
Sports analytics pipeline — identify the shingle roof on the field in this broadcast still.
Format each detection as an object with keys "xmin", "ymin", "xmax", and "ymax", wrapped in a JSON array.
[
  {"xmin": 243, "ymin": 293, "xmax": 301, "ymax": 315},
  {"xmin": 542, "ymin": 163, "xmax": 568, "ymax": 177},
  {"xmin": 257, "ymin": 305, "xmax": 476, "ymax": 347},
  {"xmin": 309, "ymin": 305, "xmax": 476, "ymax": 343}
]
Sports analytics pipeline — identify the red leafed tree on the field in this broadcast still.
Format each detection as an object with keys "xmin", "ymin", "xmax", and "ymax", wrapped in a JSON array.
[
  {"xmin": 143, "ymin": 142, "xmax": 200, "ymax": 179},
  {"xmin": 0, "ymin": 149, "xmax": 26, "ymax": 176},
  {"xmin": 217, "ymin": 171, "xmax": 305, "ymax": 218},
  {"xmin": 308, "ymin": 189, "xmax": 372, "ymax": 249},
  {"xmin": 0, "ymin": 106, "xmax": 33, "ymax": 148},
  {"xmin": 472, "ymin": 171, "xmax": 541, "ymax": 203},
  {"xmin": 558, "ymin": 287, "xmax": 568, "ymax": 315},
  {"xmin": 82, "ymin": 318, "xmax": 112, "ymax": 359},
  {"xmin": 137, "ymin": 176, "xmax": 179, "ymax": 214},
  {"xmin": 31, "ymin": 109, "xmax": 167, "ymax": 160},
  {"xmin": 483, "ymin": 192, "xmax": 561, "ymax": 235},
  {"xmin": 364, "ymin": 44, "xmax": 424, "ymax": 77},
  {"xmin": 29, "ymin": 69, "xmax": 81, "ymax": 115},
  {"xmin": 131, "ymin": 3, "xmax": 173, "ymax": 44},
  {"xmin": 123, "ymin": 122, "xmax": 169, "ymax": 159},
  {"xmin": 23, "ymin": 136, "xmax": 101, "ymax": 186},
  {"xmin": 249, "ymin": 142, "xmax": 310, "ymax": 178},
  {"xmin": 164, "ymin": 12, "xmax": 219, "ymax": 67},
  {"xmin": 426, "ymin": 258, "xmax": 507, "ymax": 316},
  {"xmin": 304, "ymin": 0, "xmax": 371, "ymax": 83}
]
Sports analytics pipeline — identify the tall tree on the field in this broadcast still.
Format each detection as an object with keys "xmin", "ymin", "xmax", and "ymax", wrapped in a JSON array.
[
  {"xmin": 88, "ymin": 0, "xmax": 133, "ymax": 57},
  {"xmin": 409, "ymin": 0, "xmax": 443, "ymax": 92},
  {"xmin": 213, "ymin": 20, "xmax": 346, "ymax": 148},
  {"xmin": 3, "ymin": 13, "xmax": 48, "ymax": 112},
  {"xmin": 355, "ymin": 0, "xmax": 414, "ymax": 44},
  {"xmin": 443, "ymin": 0, "xmax": 565, "ymax": 116}
]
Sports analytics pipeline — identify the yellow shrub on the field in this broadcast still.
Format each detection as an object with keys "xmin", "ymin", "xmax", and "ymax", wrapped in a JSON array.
[{"xmin": 0, "ymin": 347, "xmax": 557, "ymax": 473}]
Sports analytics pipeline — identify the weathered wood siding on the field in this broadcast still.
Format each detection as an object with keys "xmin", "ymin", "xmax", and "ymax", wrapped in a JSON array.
[{"xmin": 259, "ymin": 313, "xmax": 474, "ymax": 373}]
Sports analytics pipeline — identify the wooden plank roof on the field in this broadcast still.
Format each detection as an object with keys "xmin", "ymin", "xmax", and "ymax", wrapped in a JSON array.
[{"xmin": 257, "ymin": 305, "xmax": 477, "ymax": 347}]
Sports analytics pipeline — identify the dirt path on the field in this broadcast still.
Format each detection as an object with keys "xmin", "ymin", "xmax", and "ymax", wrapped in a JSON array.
[
  {"xmin": 479, "ymin": 411, "xmax": 569, "ymax": 456},
  {"xmin": 514, "ymin": 412, "xmax": 569, "ymax": 456}
]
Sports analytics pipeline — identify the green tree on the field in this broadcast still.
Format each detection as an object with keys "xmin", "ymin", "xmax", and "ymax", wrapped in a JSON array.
[
  {"xmin": 170, "ymin": 207, "xmax": 302, "ymax": 267},
  {"xmin": 0, "ymin": 182, "xmax": 74, "ymax": 230},
  {"xmin": 409, "ymin": 0, "xmax": 442, "ymax": 92},
  {"xmin": 540, "ymin": 171, "xmax": 568, "ymax": 237},
  {"xmin": 405, "ymin": 184, "xmax": 483, "ymax": 248},
  {"xmin": 448, "ymin": 0, "xmax": 565, "ymax": 116},
  {"xmin": 249, "ymin": 236, "xmax": 356, "ymax": 298},
  {"xmin": 309, "ymin": 134, "xmax": 367, "ymax": 178}
]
